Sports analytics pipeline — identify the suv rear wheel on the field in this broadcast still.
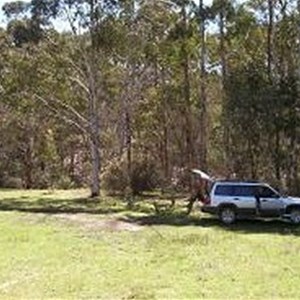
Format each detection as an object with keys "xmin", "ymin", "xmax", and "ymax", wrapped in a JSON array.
[
  {"xmin": 290, "ymin": 208, "xmax": 300, "ymax": 224},
  {"xmin": 219, "ymin": 206, "xmax": 236, "ymax": 225}
]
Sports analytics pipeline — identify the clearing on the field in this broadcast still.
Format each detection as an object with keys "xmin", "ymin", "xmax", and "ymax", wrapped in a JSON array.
[{"xmin": 0, "ymin": 189, "xmax": 300, "ymax": 299}]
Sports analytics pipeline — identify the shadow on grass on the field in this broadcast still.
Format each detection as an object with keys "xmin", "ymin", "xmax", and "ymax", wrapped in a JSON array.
[
  {"xmin": 0, "ymin": 197, "xmax": 127, "ymax": 215},
  {"xmin": 121, "ymin": 213, "xmax": 300, "ymax": 236},
  {"xmin": 1, "ymin": 195, "xmax": 300, "ymax": 236},
  {"xmin": 0, "ymin": 193, "xmax": 179, "ymax": 215}
]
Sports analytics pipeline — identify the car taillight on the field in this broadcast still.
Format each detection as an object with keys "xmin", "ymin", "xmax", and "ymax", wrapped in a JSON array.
[
  {"xmin": 203, "ymin": 195, "xmax": 211, "ymax": 205},
  {"xmin": 200, "ymin": 196, "xmax": 210, "ymax": 205}
]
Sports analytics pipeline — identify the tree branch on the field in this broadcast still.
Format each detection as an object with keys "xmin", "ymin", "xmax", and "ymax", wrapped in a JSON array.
[{"xmin": 34, "ymin": 94, "xmax": 90, "ymax": 136}]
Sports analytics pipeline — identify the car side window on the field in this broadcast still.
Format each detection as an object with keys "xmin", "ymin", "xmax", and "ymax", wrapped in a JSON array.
[
  {"xmin": 214, "ymin": 185, "xmax": 235, "ymax": 196},
  {"xmin": 233, "ymin": 186, "xmax": 255, "ymax": 197},
  {"xmin": 258, "ymin": 186, "xmax": 278, "ymax": 198}
]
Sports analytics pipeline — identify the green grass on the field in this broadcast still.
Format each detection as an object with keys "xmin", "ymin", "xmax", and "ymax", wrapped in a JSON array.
[{"xmin": 0, "ymin": 189, "xmax": 300, "ymax": 299}]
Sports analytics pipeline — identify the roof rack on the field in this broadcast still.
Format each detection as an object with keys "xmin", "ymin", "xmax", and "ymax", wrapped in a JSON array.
[{"xmin": 216, "ymin": 179, "xmax": 262, "ymax": 184}]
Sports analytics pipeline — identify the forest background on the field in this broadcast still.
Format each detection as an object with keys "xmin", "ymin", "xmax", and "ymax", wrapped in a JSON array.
[{"xmin": 0, "ymin": 0, "xmax": 299, "ymax": 197}]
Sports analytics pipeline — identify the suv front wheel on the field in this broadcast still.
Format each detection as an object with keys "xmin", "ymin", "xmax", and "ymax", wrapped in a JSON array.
[
  {"xmin": 219, "ymin": 206, "xmax": 236, "ymax": 225},
  {"xmin": 290, "ymin": 207, "xmax": 300, "ymax": 224}
]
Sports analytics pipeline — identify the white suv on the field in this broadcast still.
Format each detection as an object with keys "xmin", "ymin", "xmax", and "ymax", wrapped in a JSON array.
[{"xmin": 201, "ymin": 181, "xmax": 300, "ymax": 225}]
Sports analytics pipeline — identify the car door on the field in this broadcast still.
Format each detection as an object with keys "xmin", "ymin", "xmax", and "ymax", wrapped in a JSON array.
[
  {"xmin": 213, "ymin": 184, "xmax": 235, "ymax": 206},
  {"xmin": 258, "ymin": 186, "xmax": 284, "ymax": 217},
  {"xmin": 232, "ymin": 185, "xmax": 256, "ymax": 216}
]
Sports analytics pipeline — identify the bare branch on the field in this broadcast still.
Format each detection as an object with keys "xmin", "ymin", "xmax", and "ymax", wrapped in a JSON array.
[
  {"xmin": 70, "ymin": 76, "xmax": 90, "ymax": 96},
  {"xmin": 34, "ymin": 94, "xmax": 90, "ymax": 136},
  {"xmin": 67, "ymin": 58, "xmax": 88, "ymax": 80}
]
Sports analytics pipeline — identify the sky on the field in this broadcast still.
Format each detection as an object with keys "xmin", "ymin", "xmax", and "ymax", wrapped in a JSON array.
[
  {"xmin": 0, "ymin": 0, "xmax": 72, "ymax": 31},
  {"xmin": 0, "ymin": 0, "xmax": 214, "ymax": 30}
]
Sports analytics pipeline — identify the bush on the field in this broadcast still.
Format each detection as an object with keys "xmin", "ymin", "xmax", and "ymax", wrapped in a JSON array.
[
  {"xmin": 102, "ymin": 159, "xmax": 130, "ymax": 194},
  {"xmin": 55, "ymin": 175, "xmax": 77, "ymax": 190},
  {"xmin": 102, "ymin": 157, "xmax": 161, "ymax": 195},
  {"xmin": 130, "ymin": 159, "xmax": 160, "ymax": 194},
  {"xmin": 1, "ymin": 176, "xmax": 23, "ymax": 189}
]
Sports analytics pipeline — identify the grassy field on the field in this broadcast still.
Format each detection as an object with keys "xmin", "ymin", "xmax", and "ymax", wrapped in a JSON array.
[{"xmin": 0, "ymin": 189, "xmax": 300, "ymax": 299}]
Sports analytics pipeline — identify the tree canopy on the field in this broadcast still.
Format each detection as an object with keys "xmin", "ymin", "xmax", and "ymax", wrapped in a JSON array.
[{"xmin": 1, "ymin": 0, "xmax": 300, "ymax": 196}]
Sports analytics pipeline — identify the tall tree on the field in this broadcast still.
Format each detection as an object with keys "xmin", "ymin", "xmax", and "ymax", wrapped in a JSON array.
[
  {"xmin": 267, "ymin": 0, "xmax": 274, "ymax": 77},
  {"xmin": 198, "ymin": 0, "xmax": 208, "ymax": 170}
]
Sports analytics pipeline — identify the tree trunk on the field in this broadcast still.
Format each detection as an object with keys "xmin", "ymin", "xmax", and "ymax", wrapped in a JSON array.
[
  {"xmin": 181, "ymin": 4, "xmax": 193, "ymax": 188},
  {"xmin": 161, "ymin": 68, "xmax": 169, "ymax": 179},
  {"xmin": 219, "ymin": 0, "xmax": 227, "ymax": 80},
  {"xmin": 183, "ymin": 59, "xmax": 193, "ymax": 172},
  {"xmin": 90, "ymin": 135, "xmax": 100, "ymax": 197},
  {"xmin": 24, "ymin": 135, "xmax": 34, "ymax": 189},
  {"xmin": 267, "ymin": 0, "xmax": 281, "ymax": 184},
  {"xmin": 199, "ymin": 0, "xmax": 208, "ymax": 170},
  {"xmin": 120, "ymin": 66, "xmax": 133, "ymax": 182},
  {"xmin": 87, "ymin": 0, "xmax": 101, "ymax": 198},
  {"xmin": 267, "ymin": 0, "xmax": 274, "ymax": 77},
  {"xmin": 163, "ymin": 122, "xmax": 169, "ymax": 179},
  {"xmin": 218, "ymin": 0, "xmax": 230, "ymax": 172},
  {"xmin": 274, "ymin": 128, "xmax": 281, "ymax": 182},
  {"xmin": 125, "ymin": 111, "xmax": 132, "ymax": 179},
  {"xmin": 295, "ymin": 0, "xmax": 300, "ymax": 193},
  {"xmin": 88, "ymin": 56, "xmax": 101, "ymax": 198}
]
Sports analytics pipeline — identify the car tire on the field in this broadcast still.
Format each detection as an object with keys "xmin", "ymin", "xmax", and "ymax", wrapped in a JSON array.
[
  {"xmin": 290, "ymin": 208, "xmax": 300, "ymax": 224},
  {"xmin": 219, "ymin": 206, "xmax": 236, "ymax": 225}
]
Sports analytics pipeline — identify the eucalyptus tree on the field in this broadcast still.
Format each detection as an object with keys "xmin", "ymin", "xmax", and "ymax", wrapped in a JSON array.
[
  {"xmin": 210, "ymin": 0, "xmax": 233, "ymax": 80},
  {"xmin": 0, "ymin": 24, "xmax": 68, "ymax": 188},
  {"xmin": 3, "ymin": 0, "xmax": 125, "ymax": 197},
  {"xmin": 197, "ymin": 0, "xmax": 209, "ymax": 170}
]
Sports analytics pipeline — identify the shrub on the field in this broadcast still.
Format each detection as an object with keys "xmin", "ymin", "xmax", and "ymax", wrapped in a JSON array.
[
  {"xmin": 1, "ymin": 176, "xmax": 23, "ymax": 189},
  {"xmin": 130, "ymin": 159, "xmax": 160, "ymax": 194},
  {"xmin": 102, "ymin": 159, "xmax": 130, "ymax": 194},
  {"xmin": 102, "ymin": 157, "xmax": 161, "ymax": 195},
  {"xmin": 55, "ymin": 175, "xmax": 77, "ymax": 190}
]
